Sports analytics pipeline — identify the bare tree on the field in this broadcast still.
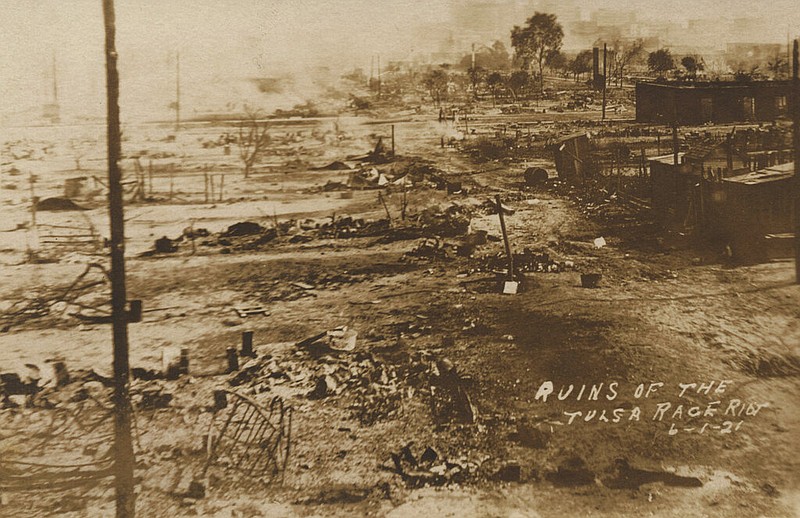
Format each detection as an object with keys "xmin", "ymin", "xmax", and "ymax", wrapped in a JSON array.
[
  {"xmin": 238, "ymin": 106, "xmax": 270, "ymax": 178},
  {"xmin": 569, "ymin": 50, "xmax": 593, "ymax": 82},
  {"xmin": 505, "ymin": 70, "xmax": 530, "ymax": 104},
  {"xmin": 606, "ymin": 39, "xmax": 645, "ymax": 87},
  {"xmin": 486, "ymin": 72, "xmax": 504, "ymax": 106},
  {"xmin": 423, "ymin": 68, "xmax": 449, "ymax": 108},
  {"xmin": 69, "ymin": 138, "xmax": 86, "ymax": 170},
  {"xmin": 766, "ymin": 53, "xmax": 788, "ymax": 79}
]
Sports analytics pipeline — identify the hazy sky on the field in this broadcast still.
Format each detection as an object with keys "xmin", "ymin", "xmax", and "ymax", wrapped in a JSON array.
[
  {"xmin": 1, "ymin": 1, "xmax": 798, "ymax": 122},
  {"xmin": 571, "ymin": 0, "xmax": 798, "ymax": 21}
]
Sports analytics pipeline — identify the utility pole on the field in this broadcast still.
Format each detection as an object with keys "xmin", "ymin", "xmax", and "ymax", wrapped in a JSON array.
[
  {"xmin": 52, "ymin": 52, "xmax": 58, "ymax": 104},
  {"xmin": 102, "ymin": 1, "xmax": 136, "ymax": 516},
  {"xmin": 792, "ymin": 39, "xmax": 799, "ymax": 283},
  {"xmin": 672, "ymin": 94, "xmax": 680, "ymax": 166},
  {"xmin": 377, "ymin": 54, "xmax": 382, "ymax": 100},
  {"xmin": 175, "ymin": 50, "xmax": 181, "ymax": 134},
  {"xmin": 471, "ymin": 43, "xmax": 476, "ymax": 70},
  {"xmin": 471, "ymin": 43, "xmax": 477, "ymax": 100},
  {"xmin": 601, "ymin": 43, "xmax": 607, "ymax": 121},
  {"xmin": 28, "ymin": 173, "xmax": 37, "ymax": 227}
]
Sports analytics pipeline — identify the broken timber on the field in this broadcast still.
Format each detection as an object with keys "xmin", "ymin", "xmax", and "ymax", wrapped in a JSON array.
[{"xmin": 233, "ymin": 306, "xmax": 270, "ymax": 318}]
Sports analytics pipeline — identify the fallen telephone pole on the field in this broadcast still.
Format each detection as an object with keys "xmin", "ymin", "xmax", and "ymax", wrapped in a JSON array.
[{"xmin": 102, "ymin": 0, "xmax": 136, "ymax": 516}]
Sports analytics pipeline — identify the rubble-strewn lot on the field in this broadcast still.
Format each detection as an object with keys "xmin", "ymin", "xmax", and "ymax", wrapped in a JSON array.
[{"xmin": 1, "ymin": 111, "xmax": 799, "ymax": 517}]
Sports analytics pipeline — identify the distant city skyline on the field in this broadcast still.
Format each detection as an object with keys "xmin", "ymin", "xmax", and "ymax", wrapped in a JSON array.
[{"xmin": 1, "ymin": 1, "xmax": 798, "ymax": 123}]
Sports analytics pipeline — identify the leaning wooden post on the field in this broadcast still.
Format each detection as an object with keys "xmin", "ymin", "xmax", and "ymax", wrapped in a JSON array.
[
  {"xmin": 241, "ymin": 331, "xmax": 254, "ymax": 357},
  {"xmin": 495, "ymin": 195, "xmax": 514, "ymax": 280},
  {"xmin": 28, "ymin": 172, "xmax": 37, "ymax": 227},
  {"xmin": 147, "ymin": 160, "xmax": 153, "ymax": 195},
  {"xmin": 226, "ymin": 347, "xmax": 239, "ymax": 373},
  {"xmin": 102, "ymin": 0, "xmax": 136, "ymax": 515},
  {"xmin": 672, "ymin": 94, "xmax": 680, "ymax": 166},
  {"xmin": 189, "ymin": 219, "xmax": 196, "ymax": 255},
  {"xmin": 401, "ymin": 181, "xmax": 407, "ymax": 221},
  {"xmin": 378, "ymin": 192, "xmax": 392, "ymax": 222}
]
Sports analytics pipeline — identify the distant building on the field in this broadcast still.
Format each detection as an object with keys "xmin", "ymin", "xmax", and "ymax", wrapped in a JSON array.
[
  {"xmin": 638, "ymin": 22, "xmax": 684, "ymax": 47},
  {"xmin": 42, "ymin": 102, "xmax": 60, "ymax": 124},
  {"xmin": 730, "ymin": 18, "xmax": 773, "ymax": 42},
  {"xmin": 725, "ymin": 43, "xmax": 784, "ymax": 70},
  {"xmin": 449, "ymin": 0, "xmax": 520, "ymax": 37},
  {"xmin": 635, "ymin": 81, "xmax": 791, "ymax": 125},
  {"xmin": 590, "ymin": 8, "xmax": 636, "ymax": 26}
]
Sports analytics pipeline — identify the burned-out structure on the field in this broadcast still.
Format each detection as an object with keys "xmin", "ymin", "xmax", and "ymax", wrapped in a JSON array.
[
  {"xmin": 650, "ymin": 152, "xmax": 692, "ymax": 229},
  {"xmin": 710, "ymin": 162, "xmax": 795, "ymax": 260},
  {"xmin": 682, "ymin": 140, "xmax": 750, "ymax": 180},
  {"xmin": 636, "ymin": 81, "xmax": 791, "ymax": 125},
  {"xmin": 553, "ymin": 132, "xmax": 593, "ymax": 181},
  {"xmin": 650, "ymin": 144, "xmax": 795, "ymax": 260}
]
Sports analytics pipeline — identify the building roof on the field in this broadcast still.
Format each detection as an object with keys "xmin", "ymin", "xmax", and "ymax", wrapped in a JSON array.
[
  {"xmin": 636, "ymin": 80, "xmax": 790, "ymax": 90},
  {"xmin": 555, "ymin": 131, "xmax": 590, "ymax": 144},
  {"xmin": 683, "ymin": 140, "xmax": 749, "ymax": 163},
  {"xmin": 723, "ymin": 162, "xmax": 795, "ymax": 185},
  {"xmin": 648, "ymin": 152, "xmax": 686, "ymax": 165},
  {"xmin": 684, "ymin": 141, "xmax": 720, "ymax": 161}
]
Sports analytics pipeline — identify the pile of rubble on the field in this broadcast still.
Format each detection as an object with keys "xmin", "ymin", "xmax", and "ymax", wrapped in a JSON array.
[
  {"xmin": 0, "ymin": 360, "xmax": 74, "ymax": 408},
  {"xmin": 309, "ymin": 157, "xmax": 452, "ymax": 193},
  {"xmin": 474, "ymin": 248, "xmax": 575, "ymax": 274},
  {"xmin": 385, "ymin": 443, "xmax": 478, "ymax": 488},
  {"xmin": 217, "ymin": 327, "xmax": 484, "ymax": 434},
  {"xmin": 404, "ymin": 238, "xmax": 454, "ymax": 261},
  {"xmin": 546, "ymin": 179, "xmax": 648, "ymax": 221},
  {"xmin": 220, "ymin": 330, "xmax": 411, "ymax": 427},
  {"xmin": 344, "ymin": 354, "xmax": 406, "ymax": 426},
  {"xmin": 316, "ymin": 217, "xmax": 390, "ymax": 239},
  {"xmin": 144, "ymin": 203, "xmax": 474, "ymax": 257},
  {"xmin": 380, "ymin": 205, "xmax": 471, "ymax": 243}
]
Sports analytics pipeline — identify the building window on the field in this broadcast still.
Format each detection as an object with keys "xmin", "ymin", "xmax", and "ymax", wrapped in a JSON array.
[
  {"xmin": 700, "ymin": 98, "xmax": 713, "ymax": 121},
  {"xmin": 776, "ymin": 96, "xmax": 787, "ymax": 113},
  {"xmin": 742, "ymin": 97, "xmax": 755, "ymax": 120}
]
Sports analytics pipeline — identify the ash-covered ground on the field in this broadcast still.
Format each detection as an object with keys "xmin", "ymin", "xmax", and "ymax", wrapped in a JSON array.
[{"xmin": 1, "ymin": 101, "xmax": 798, "ymax": 517}]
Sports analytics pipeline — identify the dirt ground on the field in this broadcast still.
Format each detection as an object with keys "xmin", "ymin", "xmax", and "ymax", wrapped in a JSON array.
[{"xmin": 1, "ymin": 108, "xmax": 799, "ymax": 517}]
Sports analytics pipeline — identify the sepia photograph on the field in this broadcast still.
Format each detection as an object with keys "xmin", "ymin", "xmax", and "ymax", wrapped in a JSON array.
[{"xmin": 0, "ymin": 1, "xmax": 798, "ymax": 516}]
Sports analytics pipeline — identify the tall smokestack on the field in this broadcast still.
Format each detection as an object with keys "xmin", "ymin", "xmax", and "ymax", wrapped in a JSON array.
[
  {"xmin": 472, "ymin": 43, "xmax": 476, "ymax": 69},
  {"xmin": 593, "ymin": 47, "xmax": 600, "ymax": 89}
]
